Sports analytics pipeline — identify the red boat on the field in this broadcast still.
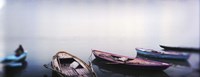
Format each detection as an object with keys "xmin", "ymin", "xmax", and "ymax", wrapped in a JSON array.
[{"xmin": 92, "ymin": 50, "xmax": 171, "ymax": 71}]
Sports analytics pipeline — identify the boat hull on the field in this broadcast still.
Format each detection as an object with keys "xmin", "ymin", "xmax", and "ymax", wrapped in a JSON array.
[
  {"xmin": 160, "ymin": 45, "xmax": 200, "ymax": 51},
  {"xmin": 94, "ymin": 55, "xmax": 169, "ymax": 70},
  {"xmin": 1, "ymin": 52, "xmax": 27, "ymax": 63},
  {"xmin": 92, "ymin": 58, "xmax": 169, "ymax": 77},
  {"xmin": 92, "ymin": 50, "xmax": 171, "ymax": 71},
  {"xmin": 136, "ymin": 48, "xmax": 189, "ymax": 60}
]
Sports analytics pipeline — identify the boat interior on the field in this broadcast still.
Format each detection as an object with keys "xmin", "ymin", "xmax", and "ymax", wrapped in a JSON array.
[{"xmin": 56, "ymin": 56, "xmax": 91, "ymax": 77}]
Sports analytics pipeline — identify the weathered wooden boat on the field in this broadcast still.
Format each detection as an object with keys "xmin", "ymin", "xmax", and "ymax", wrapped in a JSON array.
[
  {"xmin": 136, "ymin": 48, "xmax": 190, "ymax": 60},
  {"xmin": 92, "ymin": 58, "xmax": 169, "ymax": 77},
  {"xmin": 51, "ymin": 51, "xmax": 96, "ymax": 77},
  {"xmin": 92, "ymin": 50, "xmax": 171, "ymax": 71},
  {"xmin": 0, "ymin": 45, "xmax": 27, "ymax": 65},
  {"xmin": 160, "ymin": 45, "xmax": 200, "ymax": 52}
]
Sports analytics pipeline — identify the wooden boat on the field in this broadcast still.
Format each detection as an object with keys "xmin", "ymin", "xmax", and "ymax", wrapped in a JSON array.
[
  {"xmin": 51, "ymin": 51, "xmax": 96, "ymax": 77},
  {"xmin": 1, "ymin": 45, "xmax": 27, "ymax": 65},
  {"xmin": 136, "ymin": 48, "xmax": 190, "ymax": 60},
  {"xmin": 92, "ymin": 50, "xmax": 171, "ymax": 71},
  {"xmin": 160, "ymin": 45, "xmax": 200, "ymax": 51},
  {"xmin": 92, "ymin": 59, "xmax": 169, "ymax": 77}
]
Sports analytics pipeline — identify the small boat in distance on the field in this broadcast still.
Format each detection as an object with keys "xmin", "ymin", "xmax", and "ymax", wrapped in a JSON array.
[
  {"xmin": 92, "ymin": 50, "xmax": 171, "ymax": 71},
  {"xmin": 0, "ymin": 45, "xmax": 27, "ymax": 66},
  {"xmin": 160, "ymin": 45, "xmax": 200, "ymax": 52},
  {"xmin": 49, "ymin": 51, "xmax": 96, "ymax": 77},
  {"xmin": 136, "ymin": 48, "xmax": 190, "ymax": 60}
]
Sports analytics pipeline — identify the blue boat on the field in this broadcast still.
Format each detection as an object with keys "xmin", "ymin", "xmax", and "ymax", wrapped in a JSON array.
[
  {"xmin": 0, "ymin": 45, "xmax": 27, "ymax": 66},
  {"xmin": 135, "ymin": 48, "xmax": 190, "ymax": 60}
]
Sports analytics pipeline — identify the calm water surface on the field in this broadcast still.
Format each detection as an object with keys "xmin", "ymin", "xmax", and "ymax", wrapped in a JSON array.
[{"xmin": 0, "ymin": 0, "xmax": 199, "ymax": 77}]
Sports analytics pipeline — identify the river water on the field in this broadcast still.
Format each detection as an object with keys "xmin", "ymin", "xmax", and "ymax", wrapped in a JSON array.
[{"xmin": 0, "ymin": 0, "xmax": 199, "ymax": 77}]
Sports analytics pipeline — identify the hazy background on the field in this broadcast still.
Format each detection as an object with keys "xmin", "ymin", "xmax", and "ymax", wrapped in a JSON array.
[{"xmin": 0, "ymin": 0, "xmax": 199, "ymax": 77}]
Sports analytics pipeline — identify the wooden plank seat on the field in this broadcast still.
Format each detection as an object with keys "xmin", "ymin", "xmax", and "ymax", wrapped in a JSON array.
[
  {"xmin": 76, "ymin": 68, "xmax": 90, "ymax": 75},
  {"xmin": 61, "ymin": 65, "xmax": 78, "ymax": 76}
]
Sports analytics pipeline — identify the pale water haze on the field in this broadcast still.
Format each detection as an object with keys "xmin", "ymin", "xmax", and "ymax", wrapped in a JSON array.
[{"xmin": 0, "ymin": 0, "xmax": 199, "ymax": 77}]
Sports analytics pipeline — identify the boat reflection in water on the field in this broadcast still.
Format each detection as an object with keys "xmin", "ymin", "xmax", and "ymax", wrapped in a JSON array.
[
  {"xmin": 92, "ymin": 59, "xmax": 169, "ymax": 77},
  {"xmin": 51, "ymin": 71, "xmax": 60, "ymax": 77},
  {"xmin": 3, "ymin": 61, "xmax": 28, "ymax": 77}
]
